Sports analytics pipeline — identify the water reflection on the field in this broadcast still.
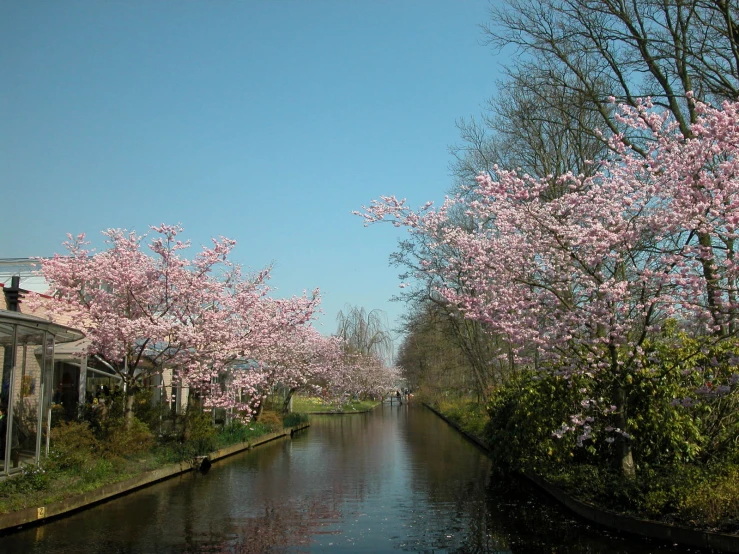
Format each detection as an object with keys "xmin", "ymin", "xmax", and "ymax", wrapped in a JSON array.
[{"xmin": 0, "ymin": 404, "xmax": 713, "ymax": 553}]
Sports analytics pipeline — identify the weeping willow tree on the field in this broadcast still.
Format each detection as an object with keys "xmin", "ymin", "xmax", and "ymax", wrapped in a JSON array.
[{"xmin": 335, "ymin": 305, "xmax": 394, "ymax": 363}]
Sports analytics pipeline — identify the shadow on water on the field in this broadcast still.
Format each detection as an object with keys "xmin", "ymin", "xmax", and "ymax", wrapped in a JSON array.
[
  {"xmin": 0, "ymin": 404, "xmax": 719, "ymax": 553},
  {"xmin": 479, "ymin": 475, "xmax": 715, "ymax": 554}
]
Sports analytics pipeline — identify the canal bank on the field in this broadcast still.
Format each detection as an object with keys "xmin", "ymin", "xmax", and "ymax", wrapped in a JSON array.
[
  {"xmin": 424, "ymin": 402, "xmax": 739, "ymax": 553},
  {"xmin": 0, "ymin": 422, "xmax": 309, "ymax": 535},
  {"xmin": 0, "ymin": 403, "xmax": 719, "ymax": 553}
]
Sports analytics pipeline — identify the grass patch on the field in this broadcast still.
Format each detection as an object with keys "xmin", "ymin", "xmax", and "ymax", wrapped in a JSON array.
[
  {"xmin": 0, "ymin": 457, "xmax": 144, "ymax": 514},
  {"xmin": 542, "ymin": 462, "xmax": 739, "ymax": 534},
  {"xmin": 0, "ymin": 413, "xmax": 301, "ymax": 516},
  {"xmin": 434, "ymin": 397, "xmax": 489, "ymax": 439},
  {"xmin": 431, "ymin": 394, "xmax": 739, "ymax": 533},
  {"xmin": 291, "ymin": 396, "xmax": 379, "ymax": 413},
  {"xmin": 282, "ymin": 411, "xmax": 309, "ymax": 428}
]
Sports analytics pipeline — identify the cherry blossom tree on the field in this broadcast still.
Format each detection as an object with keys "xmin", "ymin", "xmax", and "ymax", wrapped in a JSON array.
[
  {"xmin": 205, "ymin": 301, "xmax": 329, "ymax": 419},
  {"xmin": 358, "ymin": 98, "xmax": 739, "ymax": 477},
  {"xmin": 336, "ymin": 352, "xmax": 400, "ymax": 402},
  {"xmin": 35, "ymin": 223, "xmax": 398, "ymax": 429},
  {"xmin": 33, "ymin": 224, "xmax": 236, "ymax": 428},
  {"xmin": 256, "ymin": 326, "xmax": 346, "ymax": 414},
  {"xmin": 179, "ymin": 267, "xmax": 322, "ymax": 420}
]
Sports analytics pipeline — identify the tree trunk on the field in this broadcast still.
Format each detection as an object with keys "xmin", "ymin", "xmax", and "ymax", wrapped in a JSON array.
[
  {"xmin": 698, "ymin": 231, "xmax": 726, "ymax": 336},
  {"xmin": 620, "ymin": 439, "xmax": 636, "ymax": 479},
  {"xmin": 282, "ymin": 388, "xmax": 297, "ymax": 415},
  {"xmin": 609, "ymin": 339, "xmax": 636, "ymax": 480},
  {"xmin": 254, "ymin": 395, "xmax": 267, "ymax": 421},
  {"xmin": 615, "ymin": 383, "xmax": 636, "ymax": 480},
  {"xmin": 124, "ymin": 390, "xmax": 136, "ymax": 431}
]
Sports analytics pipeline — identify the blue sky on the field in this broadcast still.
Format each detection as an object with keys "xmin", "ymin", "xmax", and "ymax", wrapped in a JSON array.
[{"xmin": 1, "ymin": 1, "xmax": 503, "ymax": 345}]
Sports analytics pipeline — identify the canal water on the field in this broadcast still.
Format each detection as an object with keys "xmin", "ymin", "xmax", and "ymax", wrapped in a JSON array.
[{"xmin": 1, "ymin": 404, "xmax": 712, "ymax": 553}]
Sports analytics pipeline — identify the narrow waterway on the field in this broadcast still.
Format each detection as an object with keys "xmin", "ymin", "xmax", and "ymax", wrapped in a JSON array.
[{"xmin": 1, "ymin": 404, "xmax": 711, "ymax": 553}]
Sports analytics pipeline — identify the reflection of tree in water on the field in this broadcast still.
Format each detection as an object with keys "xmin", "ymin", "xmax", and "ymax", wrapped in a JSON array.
[
  {"xmin": 201, "ymin": 411, "xmax": 503, "ymax": 553},
  {"xmin": 480, "ymin": 477, "xmax": 709, "ymax": 554},
  {"xmin": 396, "ymin": 410, "xmax": 707, "ymax": 554},
  {"xmin": 431, "ymin": 500, "xmax": 511, "ymax": 554},
  {"xmin": 318, "ymin": 409, "xmax": 489, "ymax": 553},
  {"xmin": 402, "ymin": 408, "xmax": 489, "ymax": 498},
  {"xmin": 177, "ymin": 498, "xmax": 341, "ymax": 554}
]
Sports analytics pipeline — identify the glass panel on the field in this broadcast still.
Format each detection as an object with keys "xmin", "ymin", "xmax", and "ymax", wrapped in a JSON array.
[
  {"xmin": 41, "ymin": 334, "xmax": 55, "ymax": 458},
  {"xmin": 0, "ymin": 322, "xmax": 15, "ymax": 475},
  {"xmin": 8, "ymin": 325, "xmax": 45, "ymax": 472},
  {"xmin": 52, "ymin": 362, "xmax": 80, "ymax": 420}
]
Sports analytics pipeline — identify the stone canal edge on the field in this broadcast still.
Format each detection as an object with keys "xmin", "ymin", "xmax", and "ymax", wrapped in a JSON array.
[
  {"xmin": 423, "ymin": 403, "xmax": 739, "ymax": 554},
  {"xmin": 0, "ymin": 422, "xmax": 310, "ymax": 535}
]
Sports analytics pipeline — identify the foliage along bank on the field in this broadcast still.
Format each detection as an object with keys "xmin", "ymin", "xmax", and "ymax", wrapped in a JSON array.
[
  {"xmin": 0, "ymin": 382, "xmax": 311, "ymax": 517},
  {"xmin": 365, "ymin": 98, "xmax": 739, "ymax": 534},
  {"xmin": 363, "ymin": 0, "xmax": 739, "ymax": 536}
]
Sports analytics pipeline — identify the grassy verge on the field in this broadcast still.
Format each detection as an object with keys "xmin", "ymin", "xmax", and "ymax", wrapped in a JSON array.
[
  {"xmin": 0, "ymin": 411, "xmax": 308, "ymax": 515},
  {"xmin": 430, "ymin": 393, "xmax": 739, "ymax": 535},
  {"xmin": 419, "ymin": 388, "xmax": 489, "ymax": 439},
  {"xmin": 291, "ymin": 395, "xmax": 379, "ymax": 413},
  {"xmin": 430, "ymin": 397, "xmax": 489, "ymax": 439},
  {"xmin": 541, "ymin": 461, "xmax": 739, "ymax": 533}
]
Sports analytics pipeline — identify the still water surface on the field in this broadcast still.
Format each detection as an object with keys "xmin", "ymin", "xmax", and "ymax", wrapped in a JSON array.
[{"xmin": 1, "ymin": 404, "xmax": 712, "ymax": 553}]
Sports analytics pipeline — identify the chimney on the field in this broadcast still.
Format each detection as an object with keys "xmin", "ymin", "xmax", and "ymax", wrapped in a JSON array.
[{"xmin": 4, "ymin": 275, "xmax": 24, "ymax": 312}]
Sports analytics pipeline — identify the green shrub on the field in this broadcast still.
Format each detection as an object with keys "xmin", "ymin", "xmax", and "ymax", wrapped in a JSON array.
[
  {"xmin": 634, "ymin": 327, "xmax": 739, "ymax": 468},
  {"xmin": 484, "ymin": 372, "xmax": 587, "ymax": 473},
  {"xmin": 213, "ymin": 420, "xmax": 271, "ymax": 446},
  {"xmin": 183, "ymin": 410, "xmax": 217, "ymax": 455},
  {"xmin": 216, "ymin": 420, "xmax": 249, "ymax": 445},
  {"xmin": 678, "ymin": 465, "xmax": 739, "ymax": 529},
  {"xmin": 152, "ymin": 441, "xmax": 199, "ymax": 464},
  {"xmin": 100, "ymin": 417, "xmax": 155, "ymax": 458},
  {"xmin": 283, "ymin": 412, "xmax": 308, "ymax": 428},
  {"xmin": 0, "ymin": 464, "xmax": 51, "ymax": 494},
  {"xmin": 49, "ymin": 420, "xmax": 100, "ymax": 471},
  {"xmin": 81, "ymin": 458, "xmax": 118, "ymax": 485},
  {"xmin": 257, "ymin": 410, "xmax": 282, "ymax": 432},
  {"xmin": 131, "ymin": 388, "xmax": 172, "ymax": 431}
]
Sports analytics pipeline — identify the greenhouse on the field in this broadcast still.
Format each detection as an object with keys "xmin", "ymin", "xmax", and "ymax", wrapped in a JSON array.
[{"xmin": 0, "ymin": 310, "xmax": 83, "ymax": 477}]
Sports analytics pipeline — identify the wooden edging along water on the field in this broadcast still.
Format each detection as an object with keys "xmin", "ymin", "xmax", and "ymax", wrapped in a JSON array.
[
  {"xmin": 422, "ymin": 403, "xmax": 491, "ymax": 452},
  {"xmin": 423, "ymin": 402, "xmax": 739, "ymax": 553},
  {"xmin": 525, "ymin": 473, "xmax": 739, "ymax": 553},
  {"xmin": 0, "ymin": 422, "xmax": 310, "ymax": 535}
]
